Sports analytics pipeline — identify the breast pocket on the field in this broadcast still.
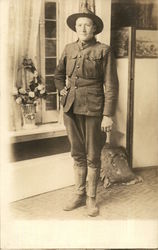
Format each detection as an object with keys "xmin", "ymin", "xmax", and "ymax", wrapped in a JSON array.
[
  {"xmin": 66, "ymin": 54, "xmax": 77, "ymax": 77},
  {"xmin": 83, "ymin": 55, "xmax": 103, "ymax": 79}
]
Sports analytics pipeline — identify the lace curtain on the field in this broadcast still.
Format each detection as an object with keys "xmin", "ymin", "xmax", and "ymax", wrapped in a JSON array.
[
  {"xmin": 8, "ymin": 0, "xmax": 42, "ymax": 90},
  {"xmin": 8, "ymin": 0, "xmax": 42, "ymax": 130}
]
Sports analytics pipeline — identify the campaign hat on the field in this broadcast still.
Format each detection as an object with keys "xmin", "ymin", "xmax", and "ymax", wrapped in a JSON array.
[{"xmin": 66, "ymin": 2, "xmax": 103, "ymax": 35}]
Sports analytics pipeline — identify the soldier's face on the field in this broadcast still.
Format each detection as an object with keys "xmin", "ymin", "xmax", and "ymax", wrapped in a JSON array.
[{"xmin": 75, "ymin": 17, "xmax": 96, "ymax": 42}]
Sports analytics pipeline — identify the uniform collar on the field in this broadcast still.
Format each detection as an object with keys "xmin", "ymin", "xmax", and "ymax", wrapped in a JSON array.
[{"xmin": 77, "ymin": 37, "xmax": 97, "ymax": 50}]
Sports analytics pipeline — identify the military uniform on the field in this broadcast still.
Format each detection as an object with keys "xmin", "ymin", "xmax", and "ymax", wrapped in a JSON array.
[
  {"xmin": 54, "ymin": 19, "xmax": 118, "ymax": 216},
  {"xmin": 54, "ymin": 38, "xmax": 118, "ymax": 171},
  {"xmin": 55, "ymin": 38, "xmax": 118, "ymax": 116}
]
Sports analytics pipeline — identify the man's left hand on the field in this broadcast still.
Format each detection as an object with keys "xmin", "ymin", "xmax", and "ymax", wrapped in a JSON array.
[{"xmin": 101, "ymin": 116, "xmax": 113, "ymax": 132}]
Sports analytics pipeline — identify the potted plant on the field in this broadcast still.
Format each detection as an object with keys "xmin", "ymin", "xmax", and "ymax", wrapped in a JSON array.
[{"xmin": 15, "ymin": 58, "xmax": 46, "ymax": 129}]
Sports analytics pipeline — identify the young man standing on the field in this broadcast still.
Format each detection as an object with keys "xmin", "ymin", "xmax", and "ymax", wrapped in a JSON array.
[{"xmin": 54, "ymin": 4, "xmax": 118, "ymax": 217}]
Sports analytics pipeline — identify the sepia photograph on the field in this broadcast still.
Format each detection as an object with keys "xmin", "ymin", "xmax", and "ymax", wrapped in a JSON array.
[{"xmin": 0, "ymin": 0, "xmax": 158, "ymax": 248}]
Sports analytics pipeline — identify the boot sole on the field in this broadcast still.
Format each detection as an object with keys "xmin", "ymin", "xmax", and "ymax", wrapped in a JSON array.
[{"xmin": 87, "ymin": 210, "xmax": 99, "ymax": 217}]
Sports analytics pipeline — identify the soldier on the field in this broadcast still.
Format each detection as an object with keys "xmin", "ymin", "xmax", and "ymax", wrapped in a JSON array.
[{"xmin": 54, "ymin": 4, "xmax": 118, "ymax": 217}]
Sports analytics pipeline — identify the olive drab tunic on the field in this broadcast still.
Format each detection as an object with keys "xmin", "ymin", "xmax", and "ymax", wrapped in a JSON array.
[{"xmin": 54, "ymin": 38, "xmax": 118, "ymax": 117}]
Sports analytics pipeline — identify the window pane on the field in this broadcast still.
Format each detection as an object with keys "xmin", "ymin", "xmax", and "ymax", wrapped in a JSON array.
[
  {"xmin": 45, "ymin": 21, "xmax": 56, "ymax": 38},
  {"xmin": 46, "ymin": 94, "xmax": 57, "ymax": 110},
  {"xmin": 46, "ymin": 76, "xmax": 56, "ymax": 92},
  {"xmin": 45, "ymin": 2, "xmax": 56, "ymax": 19},
  {"xmin": 45, "ymin": 58, "xmax": 56, "ymax": 75},
  {"xmin": 45, "ymin": 40, "xmax": 56, "ymax": 57}
]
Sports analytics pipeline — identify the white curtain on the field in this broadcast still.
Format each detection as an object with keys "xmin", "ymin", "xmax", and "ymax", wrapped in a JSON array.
[
  {"xmin": 96, "ymin": 0, "xmax": 111, "ymax": 45},
  {"xmin": 8, "ymin": 0, "xmax": 42, "ymax": 130},
  {"xmin": 58, "ymin": 0, "xmax": 79, "ymax": 57},
  {"xmin": 8, "ymin": 0, "xmax": 42, "ymax": 90}
]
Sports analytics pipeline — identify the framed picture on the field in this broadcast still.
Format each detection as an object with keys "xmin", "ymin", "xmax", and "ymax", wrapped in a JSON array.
[
  {"xmin": 136, "ymin": 29, "xmax": 158, "ymax": 58},
  {"xmin": 111, "ymin": 27, "xmax": 129, "ymax": 58}
]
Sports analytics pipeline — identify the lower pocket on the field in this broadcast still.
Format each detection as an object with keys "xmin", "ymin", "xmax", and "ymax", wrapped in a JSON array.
[{"xmin": 87, "ymin": 91, "xmax": 104, "ymax": 112}]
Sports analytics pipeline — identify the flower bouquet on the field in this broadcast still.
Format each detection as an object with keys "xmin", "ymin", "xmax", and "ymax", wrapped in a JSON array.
[{"xmin": 15, "ymin": 58, "xmax": 47, "ymax": 128}]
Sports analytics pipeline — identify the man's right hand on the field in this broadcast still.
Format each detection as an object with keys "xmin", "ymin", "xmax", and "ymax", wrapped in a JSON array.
[{"xmin": 60, "ymin": 87, "xmax": 68, "ymax": 96}]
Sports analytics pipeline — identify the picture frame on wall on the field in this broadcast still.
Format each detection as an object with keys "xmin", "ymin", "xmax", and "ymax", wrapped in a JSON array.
[
  {"xmin": 111, "ymin": 27, "xmax": 129, "ymax": 58},
  {"xmin": 136, "ymin": 29, "xmax": 158, "ymax": 58}
]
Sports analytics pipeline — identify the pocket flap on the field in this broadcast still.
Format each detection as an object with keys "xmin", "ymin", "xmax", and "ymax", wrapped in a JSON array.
[
  {"xmin": 90, "ymin": 55, "xmax": 102, "ymax": 60},
  {"xmin": 85, "ymin": 54, "xmax": 102, "ymax": 60},
  {"xmin": 70, "ymin": 53, "xmax": 77, "ymax": 59}
]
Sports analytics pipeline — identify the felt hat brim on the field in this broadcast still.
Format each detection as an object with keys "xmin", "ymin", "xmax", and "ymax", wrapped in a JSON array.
[{"xmin": 67, "ymin": 13, "xmax": 104, "ymax": 35}]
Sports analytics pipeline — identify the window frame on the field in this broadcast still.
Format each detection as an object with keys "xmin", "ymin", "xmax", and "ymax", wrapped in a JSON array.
[{"xmin": 39, "ymin": 0, "xmax": 60, "ymax": 124}]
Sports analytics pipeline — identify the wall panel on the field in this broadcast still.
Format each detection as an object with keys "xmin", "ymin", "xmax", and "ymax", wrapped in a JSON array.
[
  {"xmin": 111, "ymin": 59, "xmax": 128, "ymax": 147},
  {"xmin": 133, "ymin": 59, "xmax": 158, "ymax": 167}
]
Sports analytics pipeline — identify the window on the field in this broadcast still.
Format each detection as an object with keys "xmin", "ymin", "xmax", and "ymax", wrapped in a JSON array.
[{"xmin": 40, "ymin": 0, "xmax": 59, "ymax": 123}]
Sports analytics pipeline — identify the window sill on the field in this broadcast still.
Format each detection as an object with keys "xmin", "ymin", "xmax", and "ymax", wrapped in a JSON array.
[{"xmin": 9, "ymin": 123, "xmax": 67, "ymax": 143}]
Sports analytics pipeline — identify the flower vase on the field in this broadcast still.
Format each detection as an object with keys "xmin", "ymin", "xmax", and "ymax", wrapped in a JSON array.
[{"xmin": 21, "ymin": 104, "xmax": 37, "ymax": 129}]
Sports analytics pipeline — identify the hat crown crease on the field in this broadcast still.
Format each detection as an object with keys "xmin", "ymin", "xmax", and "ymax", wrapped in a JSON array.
[{"xmin": 79, "ymin": 0, "xmax": 95, "ymax": 14}]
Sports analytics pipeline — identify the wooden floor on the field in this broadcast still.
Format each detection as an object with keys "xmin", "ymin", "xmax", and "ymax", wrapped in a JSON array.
[{"xmin": 10, "ymin": 167, "xmax": 158, "ymax": 220}]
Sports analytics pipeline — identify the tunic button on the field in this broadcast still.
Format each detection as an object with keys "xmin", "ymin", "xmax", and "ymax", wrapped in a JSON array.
[
  {"xmin": 75, "ymin": 86, "xmax": 78, "ymax": 89},
  {"xmin": 78, "ymin": 55, "xmax": 81, "ymax": 58},
  {"xmin": 75, "ymin": 76, "xmax": 78, "ymax": 79},
  {"xmin": 77, "ymin": 65, "xmax": 80, "ymax": 68}
]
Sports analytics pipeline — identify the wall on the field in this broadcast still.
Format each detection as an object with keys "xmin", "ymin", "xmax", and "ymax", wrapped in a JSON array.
[
  {"xmin": 133, "ymin": 59, "xmax": 158, "ymax": 167},
  {"xmin": 111, "ymin": 59, "xmax": 128, "ymax": 148},
  {"xmin": 111, "ymin": 55, "xmax": 158, "ymax": 168},
  {"xmin": 111, "ymin": 0, "xmax": 158, "ymax": 168}
]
